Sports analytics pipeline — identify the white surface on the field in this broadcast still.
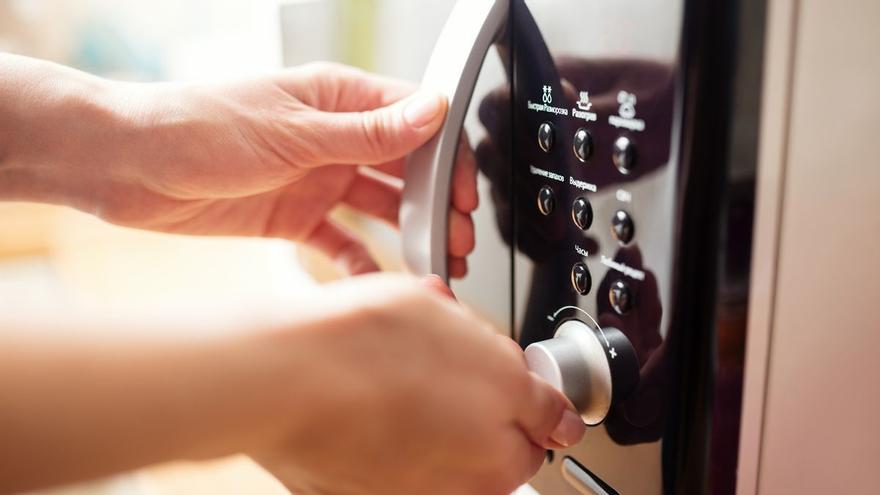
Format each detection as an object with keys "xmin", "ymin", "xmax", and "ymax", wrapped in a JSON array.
[
  {"xmin": 514, "ymin": 485, "xmax": 541, "ymax": 495},
  {"xmin": 279, "ymin": 0, "xmax": 340, "ymax": 66}
]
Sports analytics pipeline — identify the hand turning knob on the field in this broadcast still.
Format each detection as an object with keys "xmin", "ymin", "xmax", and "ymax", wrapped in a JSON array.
[{"xmin": 524, "ymin": 320, "xmax": 639, "ymax": 425}]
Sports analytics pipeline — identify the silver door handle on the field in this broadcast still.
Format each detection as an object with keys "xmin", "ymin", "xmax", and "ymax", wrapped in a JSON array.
[{"xmin": 400, "ymin": 0, "xmax": 509, "ymax": 280}]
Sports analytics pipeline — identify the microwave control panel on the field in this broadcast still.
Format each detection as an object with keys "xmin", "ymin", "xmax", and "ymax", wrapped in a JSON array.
[{"xmin": 508, "ymin": 1, "xmax": 685, "ymax": 493}]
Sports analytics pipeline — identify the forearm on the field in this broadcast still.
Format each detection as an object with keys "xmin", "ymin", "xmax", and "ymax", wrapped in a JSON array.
[{"xmin": 0, "ymin": 325, "xmax": 309, "ymax": 494}]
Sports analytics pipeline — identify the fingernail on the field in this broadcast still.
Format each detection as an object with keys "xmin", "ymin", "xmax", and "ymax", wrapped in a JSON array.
[
  {"xmin": 550, "ymin": 409, "xmax": 585, "ymax": 448},
  {"xmin": 404, "ymin": 92, "xmax": 445, "ymax": 129}
]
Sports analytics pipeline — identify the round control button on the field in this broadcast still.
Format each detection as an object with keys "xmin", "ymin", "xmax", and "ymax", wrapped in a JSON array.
[
  {"xmin": 571, "ymin": 197, "xmax": 593, "ymax": 231},
  {"xmin": 524, "ymin": 320, "xmax": 639, "ymax": 425},
  {"xmin": 538, "ymin": 122, "xmax": 555, "ymax": 153},
  {"xmin": 612, "ymin": 136, "xmax": 637, "ymax": 174},
  {"xmin": 571, "ymin": 262, "xmax": 592, "ymax": 295},
  {"xmin": 573, "ymin": 128, "xmax": 593, "ymax": 162},
  {"xmin": 537, "ymin": 186, "xmax": 555, "ymax": 216},
  {"xmin": 611, "ymin": 210, "xmax": 635, "ymax": 245},
  {"xmin": 610, "ymin": 280, "xmax": 634, "ymax": 315}
]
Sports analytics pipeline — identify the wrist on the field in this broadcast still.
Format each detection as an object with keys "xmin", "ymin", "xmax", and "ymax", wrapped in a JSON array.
[
  {"xmin": 0, "ymin": 55, "xmax": 135, "ymax": 211},
  {"xmin": 237, "ymin": 300, "xmax": 383, "ymax": 460},
  {"xmin": 154, "ymin": 327, "xmax": 321, "ymax": 461},
  {"xmin": 185, "ymin": 312, "xmax": 346, "ymax": 461}
]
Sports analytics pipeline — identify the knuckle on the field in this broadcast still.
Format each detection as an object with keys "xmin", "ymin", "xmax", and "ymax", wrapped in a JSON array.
[
  {"xmin": 494, "ymin": 335, "xmax": 527, "ymax": 370},
  {"xmin": 359, "ymin": 110, "xmax": 395, "ymax": 161},
  {"xmin": 365, "ymin": 275, "xmax": 428, "ymax": 309},
  {"xmin": 298, "ymin": 60, "xmax": 342, "ymax": 77},
  {"xmin": 282, "ymin": 115, "xmax": 331, "ymax": 167}
]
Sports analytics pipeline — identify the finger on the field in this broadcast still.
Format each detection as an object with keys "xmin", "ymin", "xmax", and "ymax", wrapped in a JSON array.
[
  {"xmin": 371, "ymin": 135, "xmax": 478, "ymax": 215},
  {"xmin": 278, "ymin": 62, "xmax": 417, "ymax": 111},
  {"xmin": 497, "ymin": 333, "xmax": 526, "ymax": 360},
  {"xmin": 370, "ymin": 135, "xmax": 468, "ymax": 183},
  {"xmin": 300, "ymin": 91, "xmax": 447, "ymax": 167},
  {"xmin": 469, "ymin": 429, "xmax": 546, "ymax": 495},
  {"xmin": 448, "ymin": 257, "xmax": 468, "ymax": 279},
  {"xmin": 304, "ymin": 219, "xmax": 381, "ymax": 276},
  {"xmin": 451, "ymin": 133, "xmax": 480, "ymax": 213},
  {"xmin": 341, "ymin": 170, "xmax": 402, "ymax": 226},
  {"xmin": 372, "ymin": 157, "xmax": 406, "ymax": 179},
  {"xmin": 420, "ymin": 274, "xmax": 457, "ymax": 300},
  {"xmin": 516, "ymin": 372, "xmax": 585, "ymax": 450},
  {"xmin": 506, "ymin": 429, "xmax": 551, "ymax": 490},
  {"xmin": 448, "ymin": 210, "xmax": 475, "ymax": 258}
]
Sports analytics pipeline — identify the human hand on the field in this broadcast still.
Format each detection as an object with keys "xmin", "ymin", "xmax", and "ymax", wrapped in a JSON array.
[
  {"xmin": 0, "ymin": 57, "xmax": 477, "ymax": 276},
  {"xmin": 249, "ymin": 274, "xmax": 584, "ymax": 495},
  {"xmin": 0, "ymin": 275, "xmax": 579, "ymax": 495}
]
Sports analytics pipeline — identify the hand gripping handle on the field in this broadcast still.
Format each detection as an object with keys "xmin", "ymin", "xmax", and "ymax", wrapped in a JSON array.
[{"xmin": 400, "ymin": 0, "xmax": 510, "ymax": 280}]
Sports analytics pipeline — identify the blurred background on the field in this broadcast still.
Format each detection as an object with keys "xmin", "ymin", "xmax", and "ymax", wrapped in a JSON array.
[{"xmin": 0, "ymin": 0, "xmax": 465, "ymax": 493}]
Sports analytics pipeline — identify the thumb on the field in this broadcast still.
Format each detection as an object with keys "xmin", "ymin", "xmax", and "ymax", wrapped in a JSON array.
[
  {"xmin": 517, "ymin": 373, "xmax": 586, "ymax": 450},
  {"xmin": 302, "ymin": 91, "xmax": 447, "ymax": 166}
]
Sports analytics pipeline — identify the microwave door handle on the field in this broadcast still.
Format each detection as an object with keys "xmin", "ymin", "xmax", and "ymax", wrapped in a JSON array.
[{"xmin": 400, "ymin": 0, "xmax": 509, "ymax": 280}]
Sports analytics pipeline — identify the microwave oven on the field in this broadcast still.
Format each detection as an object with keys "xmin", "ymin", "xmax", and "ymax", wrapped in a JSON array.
[{"xmin": 399, "ymin": 0, "xmax": 880, "ymax": 493}]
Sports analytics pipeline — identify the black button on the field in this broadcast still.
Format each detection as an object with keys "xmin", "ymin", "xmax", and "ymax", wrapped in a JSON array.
[
  {"xmin": 573, "ymin": 128, "xmax": 593, "ymax": 162},
  {"xmin": 571, "ymin": 262, "xmax": 592, "ymax": 295},
  {"xmin": 572, "ymin": 197, "xmax": 593, "ymax": 230},
  {"xmin": 609, "ymin": 280, "xmax": 634, "ymax": 315},
  {"xmin": 611, "ymin": 210, "xmax": 635, "ymax": 245},
  {"xmin": 612, "ymin": 136, "xmax": 637, "ymax": 174},
  {"xmin": 538, "ymin": 122, "xmax": 555, "ymax": 153},
  {"xmin": 537, "ymin": 186, "xmax": 555, "ymax": 216}
]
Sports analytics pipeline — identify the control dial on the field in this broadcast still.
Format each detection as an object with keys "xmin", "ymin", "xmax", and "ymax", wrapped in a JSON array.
[{"xmin": 524, "ymin": 320, "xmax": 639, "ymax": 425}]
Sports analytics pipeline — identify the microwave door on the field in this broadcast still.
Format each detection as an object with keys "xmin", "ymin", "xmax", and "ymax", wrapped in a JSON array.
[{"xmin": 400, "ymin": 0, "xmax": 562, "ymax": 336}]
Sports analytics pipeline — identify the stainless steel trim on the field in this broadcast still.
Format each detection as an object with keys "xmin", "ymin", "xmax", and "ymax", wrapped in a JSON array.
[
  {"xmin": 561, "ymin": 458, "xmax": 609, "ymax": 495},
  {"xmin": 736, "ymin": 0, "xmax": 798, "ymax": 492}
]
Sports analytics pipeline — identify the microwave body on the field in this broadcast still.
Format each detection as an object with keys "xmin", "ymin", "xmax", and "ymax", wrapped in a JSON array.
[{"xmin": 441, "ymin": 0, "xmax": 764, "ymax": 493}]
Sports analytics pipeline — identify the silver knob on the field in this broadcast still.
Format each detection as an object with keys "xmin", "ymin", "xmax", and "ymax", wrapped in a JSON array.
[{"xmin": 524, "ymin": 320, "xmax": 639, "ymax": 426}]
